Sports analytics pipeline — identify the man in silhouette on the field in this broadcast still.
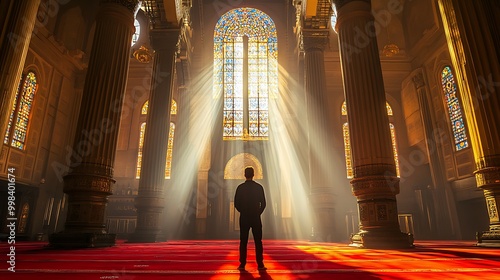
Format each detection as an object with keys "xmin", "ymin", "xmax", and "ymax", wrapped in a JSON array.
[{"xmin": 234, "ymin": 166, "xmax": 267, "ymax": 271}]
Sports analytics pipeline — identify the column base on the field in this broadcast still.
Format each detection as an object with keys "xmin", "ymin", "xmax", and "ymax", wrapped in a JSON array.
[
  {"xmin": 49, "ymin": 232, "xmax": 116, "ymax": 248},
  {"xmin": 476, "ymin": 230, "xmax": 500, "ymax": 247},
  {"xmin": 350, "ymin": 230, "xmax": 414, "ymax": 249}
]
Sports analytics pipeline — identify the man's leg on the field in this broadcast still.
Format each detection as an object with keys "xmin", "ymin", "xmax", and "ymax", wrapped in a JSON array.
[
  {"xmin": 252, "ymin": 223, "xmax": 264, "ymax": 268},
  {"xmin": 239, "ymin": 217, "xmax": 250, "ymax": 268}
]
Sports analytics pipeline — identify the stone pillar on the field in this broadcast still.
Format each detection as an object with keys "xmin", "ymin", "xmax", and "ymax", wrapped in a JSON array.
[
  {"xmin": 302, "ymin": 31, "xmax": 336, "ymax": 241},
  {"xmin": 438, "ymin": 0, "xmax": 500, "ymax": 247},
  {"xmin": 128, "ymin": 29, "xmax": 179, "ymax": 242},
  {"xmin": 49, "ymin": 0, "xmax": 139, "ymax": 248},
  {"xmin": 0, "ymin": 0, "xmax": 41, "ymax": 144},
  {"xmin": 334, "ymin": 0, "xmax": 412, "ymax": 248},
  {"xmin": 412, "ymin": 70, "xmax": 460, "ymax": 239}
]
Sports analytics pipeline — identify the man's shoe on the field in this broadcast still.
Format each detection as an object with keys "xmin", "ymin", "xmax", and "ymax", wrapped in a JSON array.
[
  {"xmin": 258, "ymin": 265, "xmax": 267, "ymax": 271},
  {"xmin": 237, "ymin": 265, "xmax": 246, "ymax": 271}
]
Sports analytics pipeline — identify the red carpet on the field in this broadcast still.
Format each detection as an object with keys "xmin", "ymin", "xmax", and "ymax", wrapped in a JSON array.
[{"xmin": 2, "ymin": 240, "xmax": 500, "ymax": 279}]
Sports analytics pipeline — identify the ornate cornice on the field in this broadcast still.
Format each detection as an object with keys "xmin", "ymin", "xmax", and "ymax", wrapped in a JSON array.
[
  {"xmin": 100, "ymin": 0, "xmax": 140, "ymax": 13},
  {"xmin": 302, "ymin": 29, "xmax": 329, "ymax": 51},
  {"xmin": 333, "ymin": 0, "xmax": 370, "ymax": 10},
  {"xmin": 412, "ymin": 72, "xmax": 426, "ymax": 90}
]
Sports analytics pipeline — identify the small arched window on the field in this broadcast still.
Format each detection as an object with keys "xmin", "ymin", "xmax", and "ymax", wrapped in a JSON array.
[
  {"xmin": 136, "ymin": 100, "xmax": 176, "ymax": 179},
  {"xmin": 4, "ymin": 71, "xmax": 38, "ymax": 150},
  {"xmin": 342, "ymin": 101, "xmax": 400, "ymax": 179},
  {"xmin": 441, "ymin": 66, "xmax": 468, "ymax": 151},
  {"xmin": 132, "ymin": 19, "xmax": 140, "ymax": 46}
]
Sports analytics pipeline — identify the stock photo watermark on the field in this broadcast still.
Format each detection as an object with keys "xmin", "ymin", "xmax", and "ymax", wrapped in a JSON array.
[{"xmin": 6, "ymin": 167, "xmax": 17, "ymax": 272}]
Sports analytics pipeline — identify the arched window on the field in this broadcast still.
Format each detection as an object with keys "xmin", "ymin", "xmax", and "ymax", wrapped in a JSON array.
[
  {"xmin": 4, "ymin": 71, "xmax": 38, "ymax": 150},
  {"xmin": 171, "ymin": 100, "xmax": 177, "ymax": 115},
  {"xmin": 136, "ymin": 100, "xmax": 177, "ymax": 179},
  {"xmin": 132, "ymin": 19, "xmax": 140, "ymax": 46},
  {"xmin": 441, "ymin": 66, "xmax": 468, "ymax": 151},
  {"xmin": 141, "ymin": 100, "xmax": 148, "ymax": 115},
  {"xmin": 136, "ymin": 122, "xmax": 146, "ymax": 179},
  {"xmin": 342, "ymin": 101, "xmax": 400, "ymax": 179},
  {"xmin": 142, "ymin": 100, "xmax": 176, "ymax": 115},
  {"xmin": 165, "ymin": 122, "xmax": 175, "ymax": 179},
  {"xmin": 18, "ymin": 203, "xmax": 30, "ymax": 234},
  {"xmin": 214, "ymin": 8, "xmax": 278, "ymax": 140}
]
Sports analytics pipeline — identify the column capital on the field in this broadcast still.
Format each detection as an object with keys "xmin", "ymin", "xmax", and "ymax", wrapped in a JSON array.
[
  {"xmin": 100, "ymin": 0, "xmax": 140, "ymax": 13},
  {"xmin": 150, "ymin": 28, "xmax": 181, "ymax": 52},
  {"xmin": 302, "ymin": 29, "xmax": 329, "ymax": 51},
  {"xmin": 412, "ymin": 72, "xmax": 426, "ymax": 90},
  {"xmin": 333, "ymin": 0, "xmax": 370, "ymax": 10}
]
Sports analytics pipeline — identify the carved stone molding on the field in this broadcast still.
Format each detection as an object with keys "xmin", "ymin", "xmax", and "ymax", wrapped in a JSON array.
[
  {"xmin": 302, "ymin": 30, "xmax": 329, "ymax": 51},
  {"xmin": 351, "ymin": 176, "xmax": 400, "ymax": 197},
  {"xmin": 64, "ymin": 173, "xmax": 114, "ymax": 194},
  {"xmin": 475, "ymin": 167, "xmax": 500, "ymax": 188},
  {"xmin": 412, "ymin": 72, "xmax": 426, "ymax": 89},
  {"xmin": 333, "ymin": 0, "xmax": 370, "ymax": 10},
  {"xmin": 100, "ymin": 0, "xmax": 140, "ymax": 13},
  {"xmin": 353, "ymin": 164, "xmax": 398, "ymax": 177}
]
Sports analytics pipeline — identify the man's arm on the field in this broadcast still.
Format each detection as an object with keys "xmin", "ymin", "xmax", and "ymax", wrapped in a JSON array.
[
  {"xmin": 259, "ymin": 186, "xmax": 266, "ymax": 214},
  {"xmin": 234, "ymin": 186, "xmax": 241, "ymax": 212}
]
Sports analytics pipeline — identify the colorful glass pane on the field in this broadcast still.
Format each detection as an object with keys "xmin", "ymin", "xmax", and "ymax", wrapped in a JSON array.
[
  {"xmin": 171, "ymin": 100, "xmax": 177, "ymax": 115},
  {"xmin": 141, "ymin": 101, "xmax": 148, "ymax": 114},
  {"xmin": 165, "ymin": 122, "xmax": 175, "ymax": 179},
  {"xmin": 441, "ymin": 66, "xmax": 468, "ymax": 151},
  {"xmin": 342, "ymin": 123, "xmax": 353, "ymax": 179},
  {"xmin": 132, "ymin": 19, "xmax": 140, "ymax": 46},
  {"xmin": 9, "ymin": 72, "xmax": 37, "ymax": 150},
  {"xmin": 136, "ymin": 122, "xmax": 146, "ymax": 179},
  {"xmin": 386, "ymin": 103, "xmax": 393, "ymax": 116},
  {"xmin": 342, "ymin": 101, "xmax": 392, "ymax": 115},
  {"xmin": 4, "ymin": 77, "xmax": 22, "ymax": 144},
  {"xmin": 215, "ymin": 8, "xmax": 277, "ymax": 140},
  {"xmin": 390, "ymin": 123, "xmax": 400, "ymax": 177}
]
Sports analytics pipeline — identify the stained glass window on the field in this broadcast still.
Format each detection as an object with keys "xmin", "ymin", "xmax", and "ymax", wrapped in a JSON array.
[
  {"xmin": 342, "ymin": 123, "xmax": 353, "ymax": 179},
  {"xmin": 132, "ymin": 19, "xmax": 140, "ymax": 46},
  {"xmin": 18, "ymin": 203, "xmax": 29, "ymax": 234},
  {"xmin": 341, "ymin": 101, "xmax": 392, "ymax": 116},
  {"xmin": 136, "ymin": 102, "xmax": 177, "ymax": 179},
  {"xmin": 342, "ymin": 101, "xmax": 400, "ymax": 178},
  {"xmin": 171, "ymin": 100, "xmax": 177, "ymax": 115},
  {"xmin": 441, "ymin": 66, "xmax": 468, "ymax": 151},
  {"xmin": 165, "ymin": 122, "xmax": 175, "ymax": 179},
  {"xmin": 141, "ymin": 101, "xmax": 148, "ymax": 114},
  {"xmin": 214, "ymin": 8, "xmax": 277, "ymax": 140},
  {"xmin": 136, "ymin": 122, "xmax": 146, "ymax": 179},
  {"xmin": 331, "ymin": 4, "xmax": 338, "ymax": 32},
  {"xmin": 4, "ymin": 72, "xmax": 37, "ymax": 150},
  {"xmin": 142, "ymin": 100, "xmax": 176, "ymax": 115},
  {"xmin": 389, "ymin": 123, "xmax": 400, "ymax": 177}
]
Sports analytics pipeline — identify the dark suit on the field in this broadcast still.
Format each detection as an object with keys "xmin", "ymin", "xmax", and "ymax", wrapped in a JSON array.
[{"xmin": 234, "ymin": 179, "xmax": 266, "ymax": 267}]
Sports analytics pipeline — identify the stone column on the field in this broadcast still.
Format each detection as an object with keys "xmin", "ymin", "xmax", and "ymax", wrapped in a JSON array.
[
  {"xmin": 412, "ymin": 70, "xmax": 460, "ymax": 239},
  {"xmin": 438, "ymin": 0, "xmax": 500, "ymax": 247},
  {"xmin": 0, "ymin": 0, "xmax": 41, "ymax": 144},
  {"xmin": 334, "ymin": 0, "xmax": 412, "ymax": 248},
  {"xmin": 303, "ymin": 31, "xmax": 336, "ymax": 241},
  {"xmin": 49, "ymin": 0, "xmax": 139, "ymax": 248},
  {"xmin": 129, "ymin": 29, "xmax": 179, "ymax": 242}
]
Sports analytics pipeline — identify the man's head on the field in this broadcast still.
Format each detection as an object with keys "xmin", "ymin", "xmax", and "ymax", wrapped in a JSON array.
[{"xmin": 244, "ymin": 166, "xmax": 254, "ymax": 179}]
